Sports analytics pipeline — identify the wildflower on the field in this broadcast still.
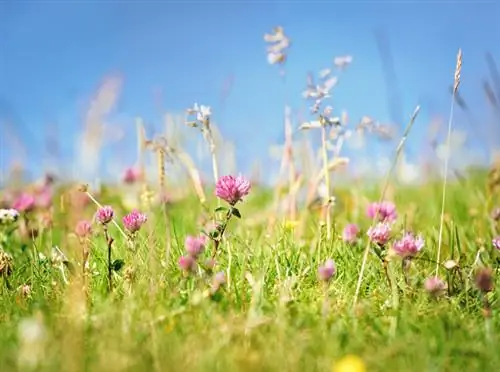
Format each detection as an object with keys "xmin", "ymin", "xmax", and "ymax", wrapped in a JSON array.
[
  {"xmin": 95, "ymin": 206, "xmax": 114, "ymax": 225},
  {"xmin": 493, "ymin": 236, "xmax": 500, "ymax": 250},
  {"xmin": 332, "ymin": 354, "xmax": 366, "ymax": 372},
  {"xmin": 367, "ymin": 222, "xmax": 391, "ymax": 246},
  {"xmin": 178, "ymin": 255, "xmax": 196, "ymax": 272},
  {"xmin": 284, "ymin": 220, "xmax": 299, "ymax": 230},
  {"xmin": 196, "ymin": 105, "xmax": 211, "ymax": 123},
  {"xmin": 185, "ymin": 235, "xmax": 207, "ymax": 258},
  {"xmin": 123, "ymin": 167, "xmax": 141, "ymax": 184},
  {"xmin": 0, "ymin": 250, "xmax": 14, "ymax": 277},
  {"xmin": 122, "ymin": 210, "xmax": 147, "ymax": 233},
  {"xmin": 19, "ymin": 284, "xmax": 32, "ymax": 298},
  {"xmin": 0, "ymin": 208, "xmax": 20, "ymax": 225},
  {"xmin": 366, "ymin": 201, "xmax": 397, "ymax": 222},
  {"xmin": 392, "ymin": 232, "xmax": 424, "ymax": 258},
  {"xmin": 12, "ymin": 193, "xmax": 35, "ymax": 213},
  {"xmin": 34, "ymin": 188, "xmax": 52, "ymax": 209},
  {"xmin": 318, "ymin": 259, "xmax": 336, "ymax": 282},
  {"xmin": 211, "ymin": 271, "xmax": 227, "ymax": 293},
  {"xmin": 75, "ymin": 220, "xmax": 92, "ymax": 238},
  {"xmin": 424, "ymin": 276, "xmax": 446, "ymax": 297},
  {"xmin": 264, "ymin": 26, "xmax": 290, "ymax": 66},
  {"xmin": 186, "ymin": 103, "xmax": 211, "ymax": 124},
  {"xmin": 215, "ymin": 175, "xmax": 251, "ymax": 205},
  {"xmin": 342, "ymin": 223, "xmax": 360, "ymax": 243},
  {"xmin": 475, "ymin": 267, "xmax": 494, "ymax": 293},
  {"xmin": 333, "ymin": 55, "xmax": 353, "ymax": 70}
]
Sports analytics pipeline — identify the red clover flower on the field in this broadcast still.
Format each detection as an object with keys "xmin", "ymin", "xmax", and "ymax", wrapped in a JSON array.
[
  {"xmin": 12, "ymin": 193, "xmax": 36, "ymax": 213},
  {"xmin": 318, "ymin": 259, "xmax": 336, "ymax": 282},
  {"xmin": 185, "ymin": 235, "xmax": 208, "ymax": 258},
  {"xmin": 342, "ymin": 223, "xmax": 360, "ymax": 244},
  {"xmin": 75, "ymin": 220, "xmax": 92, "ymax": 238},
  {"xmin": 392, "ymin": 232, "xmax": 424, "ymax": 258},
  {"xmin": 492, "ymin": 237, "xmax": 500, "ymax": 250},
  {"xmin": 215, "ymin": 175, "xmax": 251, "ymax": 205},
  {"xmin": 367, "ymin": 222, "xmax": 391, "ymax": 246},
  {"xmin": 122, "ymin": 210, "xmax": 147, "ymax": 234},
  {"xmin": 424, "ymin": 276, "xmax": 446, "ymax": 297},
  {"xmin": 95, "ymin": 206, "xmax": 114, "ymax": 225},
  {"xmin": 366, "ymin": 201, "xmax": 397, "ymax": 223}
]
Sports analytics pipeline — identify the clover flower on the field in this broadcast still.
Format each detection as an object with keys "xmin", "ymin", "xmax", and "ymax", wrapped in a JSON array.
[
  {"xmin": 75, "ymin": 220, "xmax": 92, "ymax": 238},
  {"xmin": 367, "ymin": 222, "xmax": 392, "ymax": 246},
  {"xmin": 95, "ymin": 206, "xmax": 114, "ymax": 225},
  {"xmin": 342, "ymin": 223, "xmax": 360, "ymax": 244},
  {"xmin": 392, "ymin": 232, "xmax": 424, "ymax": 258},
  {"xmin": 185, "ymin": 235, "xmax": 208, "ymax": 258},
  {"xmin": 215, "ymin": 175, "xmax": 251, "ymax": 205},
  {"xmin": 12, "ymin": 193, "xmax": 35, "ymax": 213},
  {"xmin": 122, "ymin": 210, "xmax": 147, "ymax": 233},
  {"xmin": 366, "ymin": 201, "xmax": 397, "ymax": 222},
  {"xmin": 318, "ymin": 259, "xmax": 336, "ymax": 282}
]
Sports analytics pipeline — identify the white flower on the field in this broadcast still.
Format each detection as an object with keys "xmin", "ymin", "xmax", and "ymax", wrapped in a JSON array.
[
  {"xmin": 187, "ymin": 103, "xmax": 211, "ymax": 124},
  {"xmin": 0, "ymin": 208, "xmax": 20, "ymax": 225},
  {"xmin": 334, "ymin": 55, "xmax": 353, "ymax": 69},
  {"xmin": 197, "ymin": 105, "xmax": 211, "ymax": 122}
]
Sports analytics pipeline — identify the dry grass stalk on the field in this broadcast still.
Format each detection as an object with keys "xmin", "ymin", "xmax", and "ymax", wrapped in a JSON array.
[{"xmin": 435, "ymin": 49, "xmax": 462, "ymax": 277}]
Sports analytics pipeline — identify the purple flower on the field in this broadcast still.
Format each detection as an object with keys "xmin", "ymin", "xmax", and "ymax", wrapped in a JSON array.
[
  {"xmin": 367, "ymin": 222, "xmax": 392, "ymax": 246},
  {"xmin": 342, "ymin": 223, "xmax": 360, "ymax": 243},
  {"xmin": 178, "ymin": 255, "xmax": 196, "ymax": 272},
  {"xmin": 123, "ymin": 167, "xmax": 141, "ymax": 184},
  {"xmin": 95, "ymin": 206, "xmax": 114, "ymax": 225},
  {"xmin": 12, "ymin": 193, "xmax": 36, "ymax": 213},
  {"xmin": 392, "ymin": 232, "xmax": 424, "ymax": 258},
  {"xmin": 424, "ymin": 276, "xmax": 446, "ymax": 297},
  {"xmin": 493, "ymin": 236, "xmax": 500, "ymax": 250},
  {"xmin": 215, "ymin": 175, "xmax": 251, "ymax": 205},
  {"xmin": 366, "ymin": 201, "xmax": 397, "ymax": 222},
  {"xmin": 75, "ymin": 220, "xmax": 92, "ymax": 238},
  {"xmin": 318, "ymin": 259, "xmax": 336, "ymax": 282},
  {"xmin": 211, "ymin": 271, "xmax": 227, "ymax": 293},
  {"xmin": 185, "ymin": 235, "xmax": 207, "ymax": 258},
  {"xmin": 35, "ymin": 187, "xmax": 53, "ymax": 209},
  {"xmin": 475, "ymin": 267, "xmax": 494, "ymax": 293},
  {"xmin": 122, "ymin": 210, "xmax": 147, "ymax": 233}
]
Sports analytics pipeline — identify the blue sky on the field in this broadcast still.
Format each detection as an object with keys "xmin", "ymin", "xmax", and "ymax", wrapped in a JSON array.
[{"xmin": 1, "ymin": 1, "xmax": 500, "ymax": 183}]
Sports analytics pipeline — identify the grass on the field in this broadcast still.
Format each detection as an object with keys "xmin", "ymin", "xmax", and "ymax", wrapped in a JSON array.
[{"xmin": 1, "ymin": 173, "xmax": 499, "ymax": 372}]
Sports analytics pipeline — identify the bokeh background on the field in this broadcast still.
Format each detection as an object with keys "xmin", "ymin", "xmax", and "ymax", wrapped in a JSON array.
[{"xmin": 1, "ymin": 1, "xmax": 499, "ymax": 185}]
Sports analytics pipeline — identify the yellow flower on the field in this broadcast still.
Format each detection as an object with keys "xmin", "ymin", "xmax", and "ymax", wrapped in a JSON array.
[
  {"xmin": 283, "ymin": 220, "xmax": 299, "ymax": 230},
  {"xmin": 332, "ymin": 354, "xmax": 366, "ymax": 372}
]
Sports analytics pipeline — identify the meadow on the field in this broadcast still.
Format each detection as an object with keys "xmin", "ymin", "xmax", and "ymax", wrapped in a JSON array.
[{"xmin": 1, "ymin": 27, "xmax": 500, "ymax": 372}]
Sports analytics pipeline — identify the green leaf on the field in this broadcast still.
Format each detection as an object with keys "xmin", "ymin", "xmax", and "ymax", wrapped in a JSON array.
[
  {"xmin": 112, "ymin": 259, "xmax": 125, "ymax": 272},
  {"xmin": 215, "ymin": 206, "xmax": 228, "ymax": 213},
  {"xmin": 231, "ymin": 208, "xmax": 242, "ymax": 219}
]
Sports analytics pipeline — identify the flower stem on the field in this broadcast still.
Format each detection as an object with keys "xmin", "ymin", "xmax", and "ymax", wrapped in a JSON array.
[
  {"xmin": 103, "ymin": 226, "xmax": 114, "ymax": 293},
  {"xmin": 211, "ymin": 208, "xmax": 233, "ymax": 258},
  {"xmin": 321, "ymin": 122, "xmax": 331, "ymax": 240}
]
